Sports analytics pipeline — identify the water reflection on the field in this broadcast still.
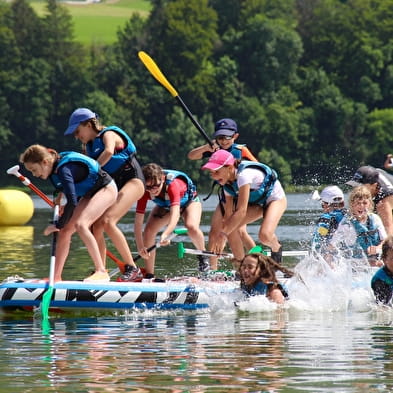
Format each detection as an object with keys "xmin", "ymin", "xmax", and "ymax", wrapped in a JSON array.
[
  {"xmin": 1, "ymin": 310, "xmax": 391, "ymax": 392},
  {"xmin": 0, "ymin": 225, "xmax": 34, "ymax": 270},
  {"xmin": 2, "ymin": 194, "xmax": 393, "ymax": 392}
]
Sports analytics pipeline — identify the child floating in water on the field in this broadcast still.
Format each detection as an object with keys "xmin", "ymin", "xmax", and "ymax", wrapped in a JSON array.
[{"xmin": 239, "ymin": 252, "xmax": 294, "ymax": 304}]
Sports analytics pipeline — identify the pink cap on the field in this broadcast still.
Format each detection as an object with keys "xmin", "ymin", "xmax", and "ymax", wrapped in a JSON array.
[{"xmin": 201, "ymin": 150, "xmax": 236, "ymax": 171}]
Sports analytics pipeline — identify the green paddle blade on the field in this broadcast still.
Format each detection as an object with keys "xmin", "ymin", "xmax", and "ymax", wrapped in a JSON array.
[
  {"xmin": 177, "ymin": 242, "xmax": 185, "ymax": 259},
  {"xmin": 41, "ymin": 286, "xmax": 53, "ymax": 319},
  {"xmin": 247, "ymin": 245, "xmax": 268, "ymax": 255},
  {"xmin": 174, "ymin": 228, "xmax": 188, "ymax": 236}
]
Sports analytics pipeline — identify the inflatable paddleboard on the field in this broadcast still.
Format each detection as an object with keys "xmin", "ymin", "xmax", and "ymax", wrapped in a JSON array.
[{"xmin": 0, "ymin": 275, "xmax": 239, "ymax": 312}]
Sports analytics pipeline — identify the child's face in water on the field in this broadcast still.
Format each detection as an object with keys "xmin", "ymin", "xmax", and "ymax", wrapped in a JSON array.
[{"xmin": 240, "ymin": 256, "xmax": 261, "ymax": 286}]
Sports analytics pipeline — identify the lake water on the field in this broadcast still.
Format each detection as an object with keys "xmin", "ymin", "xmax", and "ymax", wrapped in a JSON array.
[{"xmin": 1, "ymin": 193, "xmax": 393, "ymax": 393}]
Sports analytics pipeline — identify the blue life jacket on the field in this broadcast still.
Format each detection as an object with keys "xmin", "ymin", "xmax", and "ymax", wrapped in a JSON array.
[
  {"xmin": 243, "ymin": 281, "xmax": 289, "ymax": 299},
  {"xmin": 248, "ymin": 281, "xmax": 268, "ymax": 295},
  {"xmin": 228, "ymin": 144, "xmax": 246, "ymax": 160},
  {"xmin": 312, "ymin": 209, "xmax": 347, "ymax": 250},
  {"xmin": 223, "ymin": 161, "xmax": 277, "ymax": 205},
  {"xmin": 85, "ymin": 126, "xmax": 136, "ymax": 175},
  {"xmin": 153, "ymin": 170, "xmax": 196, "ymax": 209},
  {"xmin": 350, "ymin": 214, "xmax": 382, "ymax": 255},
  {"xmin": 50, "ymin": 151, "xmax": 100, "ymax": 197},
  {"xmin": 372, "ymin": 267, "xmax": 393, "ymax": 288},
  {"xmin": 371, "ymin": 266, "xmax": 393, "ymax": 304}
]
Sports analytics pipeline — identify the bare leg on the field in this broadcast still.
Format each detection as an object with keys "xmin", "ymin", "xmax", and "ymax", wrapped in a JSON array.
[
  {"xmin": 53, "ymin": 227, "xmax": 74, "ymax": 282},
  {"xmin": 93, "ymin": 178, "xmax": 144, "ymax": 266},
  {"xmin": 207, "ymin": 205, "xmax": 225, "ymax": 270},
  {"xmin": 75, "ymin": 185, "xmax": 117, "ymax": 273},
  {"xmin": 238, "ymin": 224, "xmax": 255, "ymax": 252},
  {"xmin": 142, "ymin": 207, "xmax": 169, "ymax": 275},
  {"xmin": 258, "ymin": 197, "xmax": 287, "ymax": 252},
  {"xmin": 181, "ymin": 200, "xmax": 205, "ymax": 250}
]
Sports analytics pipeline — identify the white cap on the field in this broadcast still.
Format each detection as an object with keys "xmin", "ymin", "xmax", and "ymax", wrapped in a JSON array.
[{"xmin": 320, "ymin": 185, "xmax": 344, "ymax": 204}]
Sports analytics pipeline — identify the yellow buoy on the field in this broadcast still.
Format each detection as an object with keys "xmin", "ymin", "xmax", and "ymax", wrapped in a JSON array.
[{"xmin": 0, "ymin": 190, "xmax": 34, "ymax": 226}]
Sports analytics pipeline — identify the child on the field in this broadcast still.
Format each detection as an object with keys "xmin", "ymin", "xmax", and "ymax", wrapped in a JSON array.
[
  {"xmin": 19, "ymin": 144, "xmax": 118, "ymax": 282},
  {"xmin": 187, "ymin": 118, "xmax": 256, "ymax": 161},
  {"xmin": 239, "ymin": 253, "xmax": 293, "ymax": 304},
  {"xmin": 330, "ymin": 185, "xmax": 386, "ymax": 267},
  {"xmin": 132, "ymin": 163, "xmax": 208, "ymax": 278},
  {"xmin": 312, "ymin": 185, "xmax": 346, "ymax": 253},
  {"xmin": 346, "ymin": 165, "xmax": 393, "ymax": 236},
  {"xmin": 188, "ymin": 118, "xmax": 257, "ymax": 269},
  {"xmin": 371, "ymin": 235, "xmax": 393, "ymax": 305},
  {"xmin": 201, "ymin": 149, "xmax": 287, "ymax": 268},
  {"xmin": 64, "ymin": 108, "xmax": 145, "ymax": 281}
]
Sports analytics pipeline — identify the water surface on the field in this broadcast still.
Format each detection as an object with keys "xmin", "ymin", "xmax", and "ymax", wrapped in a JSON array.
[{"xmin": 1, "ymin": 193, "xmax": 393, "ymax": 393}]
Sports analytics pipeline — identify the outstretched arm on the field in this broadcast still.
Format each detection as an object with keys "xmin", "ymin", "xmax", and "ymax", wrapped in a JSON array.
[{"xmin": 188, "ymin": 142, "xmax": 219, "ymax": 160}]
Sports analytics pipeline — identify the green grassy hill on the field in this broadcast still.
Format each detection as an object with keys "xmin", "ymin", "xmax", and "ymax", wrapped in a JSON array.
[{"xmin": 30, "ymin": 0, "xmax": 151, "ymax": 45}]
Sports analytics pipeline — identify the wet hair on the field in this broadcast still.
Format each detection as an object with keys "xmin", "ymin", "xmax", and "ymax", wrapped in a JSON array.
[
  {"xmin": 240, "ymin": 253, "xmax": 294, "ymax": 286},
  {"xmin": 348, "ymin": 185, "xmax": 373, "ymax": 213},
  {"xmin": 381, "ymin": 235, "xmax": 393, "ymax": 261},
  {"xmin": 142, "ymin": 163, "xmax": 164, "ymax": 183},
  {"xmin": 19, "ymin": 144, "xmax": 58, "ymax": 164}
]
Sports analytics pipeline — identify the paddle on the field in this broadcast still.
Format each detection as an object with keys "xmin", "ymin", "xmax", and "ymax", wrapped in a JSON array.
[
  {"xmin": 177, "ymin": 242, "xmax": 309, "ymax": 259},
  {"xmin": 41, "ymin": 204, "xmax": 59, "ymax": 319},
  {"xmin": 7, "ymin": 165, "xmax": 126, "ymax": 272},
  {"xmin": 7, "ymin": 165, "xmax": 55, "ymax": 207},
  {"xmin": 138, "ymin": 51, "xmax": 214, "ymax": 148},
  {"xmin": 177, "ymin": 242, "xmax": 234, "ymax": 259},
  {"xmin": 108, "ymin": 228, "xmax": 189, "ymax": 278}
]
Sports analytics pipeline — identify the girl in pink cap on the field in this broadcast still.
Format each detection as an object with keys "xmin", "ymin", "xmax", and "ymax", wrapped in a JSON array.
[
  {"xmin": 201, "ymin": 150, "xmax": 287, "ymax": 267},
  {"xmin": 188, "ymin": 118, "xmax": 258, "ymax": 270}
]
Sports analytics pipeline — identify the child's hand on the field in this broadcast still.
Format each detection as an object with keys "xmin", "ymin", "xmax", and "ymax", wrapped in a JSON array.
[
  {"xmin": 138, "ymin": 247, "xmax": 150, "ymax": 259},
  {"xmin": 211, "ymin": 233, "xmax": 227, "ymax": 255},
  {"xmin": 367, "ymin": 245, "xmax": 379, "ymax": 256},
  {"xmin": 211, "ymin": 141, "xmax": 220, "ymax": 151},
  {"xmin": 160, "ymin": 234, "xmax": 171, "ymax": 246}
]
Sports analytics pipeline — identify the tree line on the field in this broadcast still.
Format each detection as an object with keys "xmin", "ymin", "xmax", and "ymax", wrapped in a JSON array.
[{"xmin": 1, "ymin": 0, "xmax": 393, "ymax": 190}]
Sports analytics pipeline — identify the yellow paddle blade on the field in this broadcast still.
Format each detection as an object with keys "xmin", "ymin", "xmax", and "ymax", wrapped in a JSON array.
[{"xmin": 138, "ymin": 51, "xmax": 178, "ymax": 98}]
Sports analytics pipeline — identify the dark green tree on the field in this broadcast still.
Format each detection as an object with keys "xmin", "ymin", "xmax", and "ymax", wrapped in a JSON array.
[{"xmin": 145, "ymin": 0, "xmax": 218, "ymax": 110}]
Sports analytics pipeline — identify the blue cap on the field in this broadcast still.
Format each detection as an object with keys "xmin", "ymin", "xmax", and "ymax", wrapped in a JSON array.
[
  {"xmin": 213, "ymin": 118, "xmax": 238, "ymax": 138},
  {"xmin": 64, "ymin": 108, "xmax": 97, "ymax": 136}
]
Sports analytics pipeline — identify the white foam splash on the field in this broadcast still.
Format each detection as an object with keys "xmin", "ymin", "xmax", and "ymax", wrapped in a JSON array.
[{"xmin": 229, "ymin": 251, "xmax": 378, "ymax": 315}]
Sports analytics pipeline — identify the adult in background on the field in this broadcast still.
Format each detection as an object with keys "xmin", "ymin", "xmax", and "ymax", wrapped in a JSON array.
[
  {"xmin": 346, "ymin": 165, "xmax": 393, "ymax": 236},
  {"xmin": 64, "ymin": 108, "xmax": 145, "ymax": 282}
]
